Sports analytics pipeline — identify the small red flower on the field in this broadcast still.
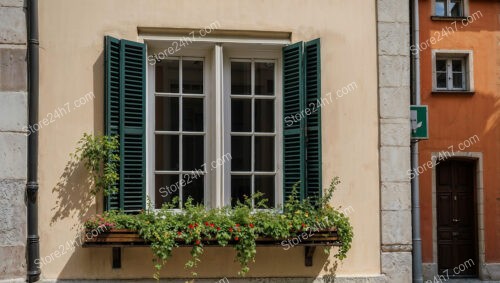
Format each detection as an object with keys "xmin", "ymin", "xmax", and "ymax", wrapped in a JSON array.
[
  {"xmin": 235, "ymin": 224, "xmax": 240, "ymax": 227},
  {"xmin": 188, "ymin": 224, "xmax": 194, "ymax": 229},
  {"xmin": 301, "ymin": 223, "xmax": 306, "ymax": 227},
  {"xmin": 177, "ymin": 231, "xmax": 182, "ymax": 236},
  {"xmin": 210, "ymin": 223, "xmax": 214, "ymax": 227},
  {"xmin": 195, "ymin": 239, "xmax": 201, "ymax": 245},
  {"xmin": 204, "ymin": 221, "xmax": 210, "ymax": 226},
  {"xmin": 249, "ymin": 223, "xmax": 254, "ymax": 228},
  {"xmin": 194, "ymin": 223, "xmax": 198, "ymax": 227},
  {"xmin": 234, "ymin": 236, "xmax": 239, "ymax": 241},
  {"xmin": 229, "ymin": 227, "xmax": 233, "ymax": 233},
  {"xmin": 216, "ymin": 227, "xmax": 221, "ymax": 231}
]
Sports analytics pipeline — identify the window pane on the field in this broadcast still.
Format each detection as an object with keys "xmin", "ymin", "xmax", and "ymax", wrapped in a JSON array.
[
  {"xmin": 231, "ymin": 175, "xmax": 251, "ymax": 206},
  {"xmin": 452, "ymin": 60, "xmax": 463, "ymax": 72},
  {"xmin": 255, "ymin": 99, "xmax": 274, "ymax": 132},
  {"xmin": 183, "ymin": 98, "xmax": 204, "ymax": 132},
  {"xmin": 255, "ymin": 62, "xmax": 274, "ymax": 95},
  {"xmin": 436, "ymin": 59, "xmax": 447, "ymax": 72},
  {"xmin": 231, "ymin": 136, "xmax": 251, "ymax": 171},
  {"xmin": 255, "ymin": 175, "xmax": 275, "ymax": 208},
  {"xmin": 183, "ymin": 135, "xmax": 204, "ymax": 171},
  {"xmin": 231, "ymin": 99, "xmax": 252, "ymax": 132},
  {"xmin": 231, "ymin": 62, "xmax": 251, "ymax": 95},
  {"xmin": 156, "ymin": 60, "xmax": 179, "ymax": 93},
  {"xmin": 450, "ymin": 0, "xmax": 463, "ymax": 17},
  {"xmin": 453, "ymin": 73, "xmax": 463, "ymax": 89},
  {"xmin": 155, "ymin": 96, "xmax": 179, "ymax": 131},
  {"xmin": 182, "ymin": 60, "xmax": 203, "ymax": 94},
  {"xmin": 156, "ymin": 135, "xmax": 179, "ymax": 170},
  {"xmin": 155, "ymin": 174, "xmax": 179, "ymax": 209},
  {"xmin": 437, "ymin": 72, "xmax": 447, "ymax": 88},
  {"xmin": 255, "ymin": 136, "xmax": 274, "ymax": 171},
  {"xmin": 182, "ymin": 173, "xmax": 204, "ymax": 206},
  {"xmin": 435, "ymin": 0, "xmax": 445, "ymax": 16}
]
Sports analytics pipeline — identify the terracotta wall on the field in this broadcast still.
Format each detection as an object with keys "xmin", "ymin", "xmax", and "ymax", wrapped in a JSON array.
[{"xmin": 418, "ymin": 0, "xmax": 500, "ymax": 263}]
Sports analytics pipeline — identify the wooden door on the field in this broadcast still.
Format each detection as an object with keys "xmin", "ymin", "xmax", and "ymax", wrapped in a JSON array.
[{"xmin": 436, "ymin": 159, "xmax": 478, "ymax": 277}]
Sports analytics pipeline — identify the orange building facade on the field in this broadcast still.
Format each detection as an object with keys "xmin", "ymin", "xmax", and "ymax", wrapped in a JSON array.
[{"xmin": 417, "ymin": 0, "xmax": 500, "ymax": 280}]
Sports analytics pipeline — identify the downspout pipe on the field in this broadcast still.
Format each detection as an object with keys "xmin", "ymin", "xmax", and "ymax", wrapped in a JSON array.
[
  {"xmin": 26, "ymin": 0, "xmax": 41, "ymax": 281},
  {"xmin": 411, "ymin": 0, "xmax": 423, "ymax": 282}
]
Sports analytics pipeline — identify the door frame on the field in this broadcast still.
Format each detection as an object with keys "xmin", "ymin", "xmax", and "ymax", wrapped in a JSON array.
[{"xmin": 431, "ymin": 152, "xmax": 484, "ymax": 278}]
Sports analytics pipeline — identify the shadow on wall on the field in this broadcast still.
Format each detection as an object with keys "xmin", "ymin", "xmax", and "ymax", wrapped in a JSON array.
[
  {"xmin": 50, "ymin": 154, "xmax": 94, "ymax": 228},
  {"xmin": 50, "ymin": 50, "xmax": 105, "ymax": 228}
]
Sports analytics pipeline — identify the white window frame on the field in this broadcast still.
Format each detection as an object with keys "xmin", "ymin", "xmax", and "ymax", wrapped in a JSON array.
[
  {"xmin": 432, "ymin": 0, "xmax": 469, "ymax": 17},
  {"xmin": 432, "ymin": 50, "xmax": 474, "ymax": 92},
  {"xmin": 145, "ymin": 39, "xmax": 286, "ymax": 209}
]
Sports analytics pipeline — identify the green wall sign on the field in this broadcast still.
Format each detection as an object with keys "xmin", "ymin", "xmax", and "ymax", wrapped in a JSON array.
[{"xmin": 410, "ymin": 105, "xmax": 428, "ymax": 140}]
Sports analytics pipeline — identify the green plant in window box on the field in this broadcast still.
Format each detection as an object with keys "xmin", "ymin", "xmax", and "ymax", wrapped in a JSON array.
[
  {"xmin": 73, "ymin": 133, "xmax": 119, "ymax": 196},
  {"xmin": 84, "ymin": 177, "xmax": 353, "ymax": 279}
]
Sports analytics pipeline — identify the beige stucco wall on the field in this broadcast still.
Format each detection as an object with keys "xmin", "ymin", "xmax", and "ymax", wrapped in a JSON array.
[{"xmin": 38, "ymin": 0, "xmax": 380, "ymax": 279}]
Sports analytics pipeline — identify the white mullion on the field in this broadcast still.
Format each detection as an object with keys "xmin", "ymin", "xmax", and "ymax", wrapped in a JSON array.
[
  {"xmin": 155, "ymin": 93, "xmax": 181, "ymax": 97},
  {"xmin": 231, "ymin": 172, "xmax": 255, "ymax": 176},
  {"xmin": 155, "ymin": 170, "xmax": 183, "ymax": 174},
  {"xmin": 274, "ymin": 57, "xmax": 281, "ymax": 209},
  {"xmin": 230, "ymin": 132, "xmax": 253, "ymax": 136},
  {"xmin": 215, "ymin": 44, "xmax": 225, "ymax": 208},
  {"xmin": 179, "ymin": 58, "xmax": 184, "ymax": 208},
  {"xmin": 251, "ymin": 60, "xmax": 256, "ymax": 208}
]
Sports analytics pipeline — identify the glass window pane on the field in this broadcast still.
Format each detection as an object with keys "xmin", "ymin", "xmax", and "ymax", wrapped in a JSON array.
[
  {"xmin": 231, "ymin": 175, "xmax": 251, "ymax": 207},
  {"xmin": 255, "ymin": 175, "xmax": 275, "ymax": 208},
  {"xmin": 231, "ymin": 99, "xmax": 252, "ymax": 132},
  {"xmin": 255, "ymin": 62, "xmax": 275, "ymax": 95},
  {"xmin": 183, "ymin": 135, "xmax": 204, "ymax": 171},
  {"xmin": 450, "ymin": 0, "xmax": 463, "ymax": 17},
  {"xmin": 255, "ymin": 136, "xmax": 275, "ymax": 171},
  {"xmin": 231, "ymin": 136, "xmax": 251, "ymax": 171},
  {"xmin": 436, "ymin": 59, "xmax": 447, "ymax": 72},
  {"xmin": 155, "ymin": 97, "xmax": 179, "ymax": 131},
  {"xmin": 183, "ymin": 98, "xmax": 204, "ymax": 132},
  {"xmin": 155, "ymin": 174, "xmax": 179, "ymax": 209},
  {"xmin": 182, "ymin": 173, "xmax": 204, "ymax": 206},
  {"xmin": 435, "ymin": 0, "xmax": 445, "ymax": 16},
  {"xmin": 452, "ymin": 60, "xmax": 463, "ymax": 72},
  {"xmin": 155, "ymin": 60, "xmax": 179, "ymax": 93},
  {"xmin": 156, "ymin": 135, "xmax": 179, "ymax": 170},
  {"xmin": 453, "ymin": 73, "xmax": 463, "ymax": 89},
  {"xmin": 182, "ymin": 60, "xmax": 203, "ymax": 94},
  {"xmin": 231, "ymin": 62, "xmax": 251, "ymax": 95},
  {"xmin": 437, "ymin": 72, "xmax": 447, "ymax": 88},
  {"xmin": 255, "ymin": 99, "xmax": 274, "ymax": 133}
]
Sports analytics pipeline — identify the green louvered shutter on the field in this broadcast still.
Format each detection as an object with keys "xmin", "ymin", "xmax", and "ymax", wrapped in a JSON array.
[
  {"xmin": 282, "ymin": 39, "xmax": 322, "ymax": 204},
  {"xmin": 304, "ymin": 39, "xmax": 322, "ymax": 205},
  {"xmin": 105, "ymin": 36, "xmax": 146, "ymax": 212},
  {"xmin": 283, "ymin": 42, "xmax": 306, "ymax": 201}
]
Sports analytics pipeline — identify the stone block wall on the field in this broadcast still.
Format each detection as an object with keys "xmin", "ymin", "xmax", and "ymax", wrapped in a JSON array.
[
  {"xmin": 0, "ymin": 0, "xmax": 27, "ymax": 280},
  {"xmin": 377, "ymin": 0, "xmax": 413, "ymax": 282}
]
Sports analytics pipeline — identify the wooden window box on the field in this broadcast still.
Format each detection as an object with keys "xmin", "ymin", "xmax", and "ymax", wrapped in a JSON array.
[{"xmin": 82, "ymin": 228, "xmax": 341, "ymax": 267}]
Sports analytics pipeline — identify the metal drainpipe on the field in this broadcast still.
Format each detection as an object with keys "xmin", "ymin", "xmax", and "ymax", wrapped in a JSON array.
[
  {"xmin": 411, "ymin": 0, "xmax": 423, "ymax": 282},
  {"xmin": 26, "ymin": 0, "xmax": 41, "ymax": 281}
]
